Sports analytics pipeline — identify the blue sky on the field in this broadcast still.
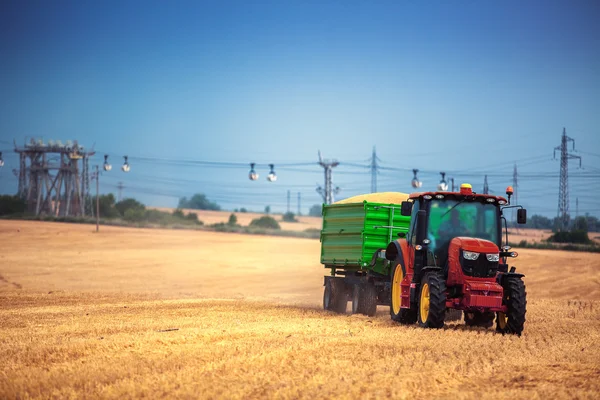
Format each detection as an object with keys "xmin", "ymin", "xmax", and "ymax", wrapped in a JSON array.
[{"xmin": 1, "ymin": 0, "xmax": 599, "ymax": 217}]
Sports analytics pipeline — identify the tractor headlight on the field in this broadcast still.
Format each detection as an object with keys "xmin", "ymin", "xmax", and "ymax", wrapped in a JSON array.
[
  {"xmin": 486, "ymin": 253, "xmax": 500, "ymax": 262},
  {"xmin": 463, "ymin": 250, "xmax": 480, "ymax": 261}
]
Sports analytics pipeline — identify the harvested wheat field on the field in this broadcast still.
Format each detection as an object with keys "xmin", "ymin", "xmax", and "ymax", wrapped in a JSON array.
[{"xmin": 1, "ymin": 220, "xmax": 600, "ymax": 399}]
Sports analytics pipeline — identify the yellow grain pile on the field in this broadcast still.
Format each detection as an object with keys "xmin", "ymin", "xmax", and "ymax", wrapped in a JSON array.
[{"xmin": 334, "ymin": 192, "xmax": 410, "ymax": 205}]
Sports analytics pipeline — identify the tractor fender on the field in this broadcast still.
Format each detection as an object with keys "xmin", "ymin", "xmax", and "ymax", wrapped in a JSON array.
[
  {"xmin": 497, "ymin": 272, "xmax": 525, "ymax": 286},
  {"xmin": 385, "ymin": 240, "xmax": 407, "ymax": 276}
]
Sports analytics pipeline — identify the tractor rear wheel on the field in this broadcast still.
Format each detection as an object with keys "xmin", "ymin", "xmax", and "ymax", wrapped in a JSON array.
[
  {"xmin": 464, "ymin": 311, "xmax": 495, "ymax": 328},
  {"xmin": 390, "ymin": 262, "xmax": 416, "ymax": 324},
  {"xmin": 323, "ymin": 279, "xmax": 347, "ymax": 314},
  {"xmin": 417, "ymin": 272, "xmax": 447, "ymax": 329},
  {"xmin": 496, "ymin": 276, "xmax": 527, "ymax": 336}
]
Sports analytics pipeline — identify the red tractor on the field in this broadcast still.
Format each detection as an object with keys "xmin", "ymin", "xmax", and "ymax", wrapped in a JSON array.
[{"xmin": 386, "ymin": 183, "xmax": 527, "ymax": 335}]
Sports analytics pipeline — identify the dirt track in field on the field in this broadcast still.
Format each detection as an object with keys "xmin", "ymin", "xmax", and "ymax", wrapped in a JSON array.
[{"xmin": 1, "ymin": 220, "xmax": 599, "ymax": 399}]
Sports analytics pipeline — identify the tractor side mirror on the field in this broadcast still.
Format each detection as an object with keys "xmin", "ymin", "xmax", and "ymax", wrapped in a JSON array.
[
  {"xmin": 517, "ymin": 208, "xmax": 527, "ymax": 224},
  {"xmin": 400, "ymin": 201, "xmax": 412, "ymax": 216},
  {"xmin": 415, "ymin": 210, "xmax": 427, "ymax": 244}
]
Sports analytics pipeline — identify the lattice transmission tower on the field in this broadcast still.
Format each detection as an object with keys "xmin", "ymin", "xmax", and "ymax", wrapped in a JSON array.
[
  {"xmin": 14, "ymin": 139, "xmax": 95, "ymax": 217},
  {"xmin": 370, "ymin": 146, "xmax": 380, "ymax": 193},
  {"xmin": 316, "ymin": 151, "xmax": 339, "ymax": 204},
  {"xmin": 553, "ymin": 128, "xmax": 582, "ymax": 230}
]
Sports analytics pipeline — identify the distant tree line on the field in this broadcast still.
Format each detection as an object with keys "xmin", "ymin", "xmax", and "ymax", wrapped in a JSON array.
[
  {"xmin": 178, "ymin": 194, "xmax": 220, "ymax": 211},
  {"xmin": 523, "ymin": 214, "xmax": 599, "ymax": 233}
]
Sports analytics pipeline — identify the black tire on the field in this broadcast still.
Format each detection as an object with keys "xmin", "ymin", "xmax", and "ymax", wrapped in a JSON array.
[
  {"xmin": 496, "ymin": 277, "xmax": 527, "ymax": 336},
  {"xmin": 390, "ymin": 262, "xmax": 417, "ymax": 324},
  {"xmin": 359, "ymin": 282, "xmax": 378, "ymax": 317},
  {"xmin": 417, "ymin": 272, "xmax": 447, "ymax": 329},
  {"xmin": 445, "ymin": 308, "xmax": 463, "ymax": 322},
  {"xmin": 323, "ymin": 279, "xmax": 347, "ymax": 314},
  {"xmin": 464, "ymin": 311, "xmax": 495, "ymax": 328},
  {"xmin": 351, "ymin": 284, "xmax": 362, "ymax": 314}
]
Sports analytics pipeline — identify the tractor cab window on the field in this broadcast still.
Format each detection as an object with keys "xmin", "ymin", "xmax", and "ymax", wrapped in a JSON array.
[
  {"xmin": 427, "ymin": 199, "xmax": 500, "ymax": 257},
  {"xmin": 407, "ymin": 199, "xmax": 420, "ymax": 246}
]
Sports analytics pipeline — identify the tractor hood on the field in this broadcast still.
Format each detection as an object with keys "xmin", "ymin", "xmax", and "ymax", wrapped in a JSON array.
[{"xmin": 452, "ymin": 237, "xmax": 499, "ymax": 253}]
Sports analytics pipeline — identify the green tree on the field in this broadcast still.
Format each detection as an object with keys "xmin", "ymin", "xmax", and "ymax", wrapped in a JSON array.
[
  {"xmin": 185, "ymin": 212, "xmax": 201, "ymax": 224},
  {"xmin": 123, "ymin": 207, "xmax": 146, "ymax": 222},
  {"xmin": 115, "ymin": 198, "xmax": 145, "ymax": 217},
  {"xmin": 585, "ymin": 215, "xmax": 599, "ymax": 232},
  {"xmin": 98, "ymin": 193, "xmax": 120, "ymax": 218},
  {"xmin": 308, "ymin": 204, "xmax": 322, "ymax": 217},
  {"xmin": 572, "ymin": 216, "xmax": 588, "ymax": 232},
  {"xmin": 249, "ymin": 216, "xmax": 280, "ymax": 230},
  {"xmin": 282, "ymin": 212, "xmax": 297, "ymax": 222},
  {"xmin": 528, "ymin": 214, "xmax": 552, "ymax": 229},
  {"xmin": 265, "ymin": 205, "xmax": 271, "ymax": 214},
  {"xmin": 178, "ymin": 194, "xmax": 220, "ymax": 211},
  {"xmin": 0, "ymin": 195, "xmax": 27, "ymax": 216},
  {"xmin": 228, "ymin": 213, "xmax": 238, "ymax": 226}
]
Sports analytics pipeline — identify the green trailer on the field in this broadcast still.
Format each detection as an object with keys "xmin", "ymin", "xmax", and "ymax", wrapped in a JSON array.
[{"xmin": 320, "ymin": 200, "xmax": 411, "ymax": 316}]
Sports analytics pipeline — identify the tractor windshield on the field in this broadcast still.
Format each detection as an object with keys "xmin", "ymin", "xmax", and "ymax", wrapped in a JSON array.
[{"xmin": 427, "ymin": 198, "xmax": 500, "ymax": 254}]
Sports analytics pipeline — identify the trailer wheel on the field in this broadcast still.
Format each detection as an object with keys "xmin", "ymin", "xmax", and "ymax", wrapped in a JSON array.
[
  {"xmin": 445, "ymin": 308, "xmax": 463, "ymax": 322},
  {"xmin": 417, "ymin": 272, "xmax": 446, "ymax": 329},
  {"xmin": 351, "ymin": 285, "xmax": 362, "ymax": 314},
  {"xmin": 496, "ymin": 276, "xmax": 527, "ymax": 336},
  {"xmin": 360, "ymin": 282, "xmax": 378, "ymax": 317},
  {"xmin": 390, "ymin": 263, "xmax": 416, "ymax": 324},
  {"xmin": 323, "ymin": 279, "xmax": 347, "ymax": 314},
  {"xmin": 464, "ymin": 311, "xmax": 494, "ymax": 328},
  {"xmin": 351, "ymin": 283, "xmax": 377, "ymax": 316}
]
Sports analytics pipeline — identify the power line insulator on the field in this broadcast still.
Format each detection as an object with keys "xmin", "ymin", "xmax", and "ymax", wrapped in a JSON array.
[
  {"xmin": 103, "ymin": 154, "xmax": 112, "ymax": 171},
  {"xmin": 249, "ymin": 163, "xmax": 259, "ymax": 181},
  {"xmin": 411, "ymin": 168, "xmax": 422, "ymax": 188},
  {"xmin": 122, "ymin": 155, "xmax": 130, "ymax": 172},
  {"xmin": 267, "ymin": 164, "xmax": 277, "ymax": 182}
]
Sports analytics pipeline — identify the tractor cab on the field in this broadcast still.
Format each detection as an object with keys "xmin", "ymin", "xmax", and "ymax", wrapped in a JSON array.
[
  {"xmin": 401, "ymin": 184, "xmax": 527, "ymax": 262},
  {"xmin": 404, "ymin": 183, "xmax": 506, "ymax": 273}
]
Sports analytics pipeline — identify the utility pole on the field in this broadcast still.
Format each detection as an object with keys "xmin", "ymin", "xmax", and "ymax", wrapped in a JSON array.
[
  {"xmin": 95, "ymin": 165, "xmax": 100, "ymax": 232},
  {"xmin": 297, "ymin": 192, "xmax": 301, "ymax": 215},
  {"xmin": 483, "ymin": 175, "xmax": 489, "ymax": 194},
  {"xmin": 287, "ymin": 190, "xmax": 291, "ymax": 213},
  {"xmin": 512, "ymin": 164, "xmax": 518, "ymax": 226},
  {"xmin": 117, "ymin": 181, "xmax": 124, "ymax": 202},
  {"xmin": 370, "ymin": 146, "xmax": 379, "ymax": 193},
  {"xmin": 316, "ymin": 151, "xmax": 340, "ymax": 204},
  {"xmin": 553, "ymin": 127, "xmax": 582, "ymax": 230},
  {"xmin": 576, "ymin": 197, "xmax": 579, "ymax": 219}
]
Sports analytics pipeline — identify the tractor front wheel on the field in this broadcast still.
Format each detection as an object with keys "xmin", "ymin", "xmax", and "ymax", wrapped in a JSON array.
[
  {"xmin": 496, "ymin": 276, "xmax": 527, "ymax": 336},
  {"xmin": 417, "ymin": 272, "xmax": 447, "ymax": 329},
  {"xmin": 323, "ymin": 279, "xmax": 347, "ymax": 314}
]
